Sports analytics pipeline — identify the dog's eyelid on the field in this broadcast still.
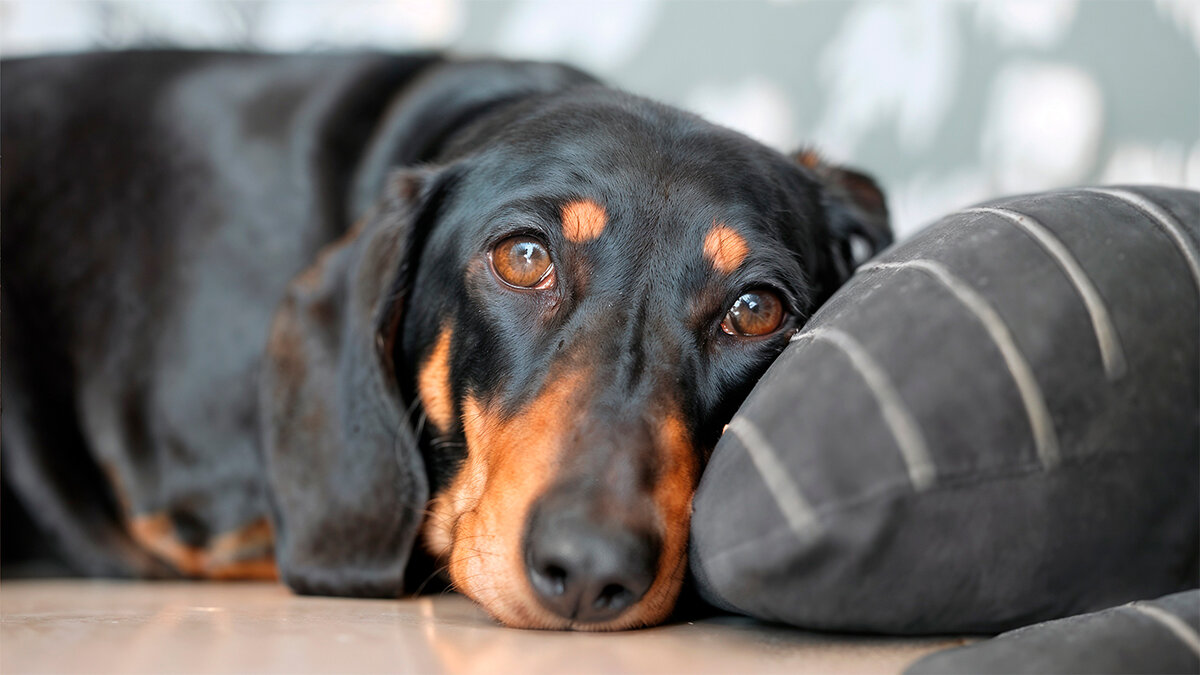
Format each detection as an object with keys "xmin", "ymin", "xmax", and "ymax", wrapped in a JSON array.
[
  {"xmin": 723, "ymin": 278, "xmax": 799, "ymax": 316},
  {"xmin": 484, "ymin": 225, "xmax": 551, "ymax": 249},
  {"xmin": 718, "ymin": 252, "xmax": 804, "ymax": 304},
  {"xmin": 532, "ymin": 267, "xmax": 557, "ymax": 290}
]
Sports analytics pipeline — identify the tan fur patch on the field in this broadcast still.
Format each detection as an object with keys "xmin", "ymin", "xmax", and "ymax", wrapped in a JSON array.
[
  {"xmin": 641, "ymin": 408, "xmax": 699, "ymax": 625},
  {"xmin": 423, "ymin": 369, "xmax": 700, "ymax": 630},
  {"xmin": 129, "ymin": 514, "xmax": 277, "ymax": 580},
  {"xmin": 703, "ymin": 222, "xmax": 749, "ymax": 274},
  {"xmin": 293, "ymin": 218, "xmax": 367, "ymax": 293},
  {"xmin": 418, "ymin": 325, "xmax": 455, "ymax": 434},
  {"xmin": 795, "ymin": 148, "xmax": 822, "ymax": 169},
  {"xmin": 423, "ymin": 371, "xmax": 591, "ymax": 628},
  {"xmin": 561, "ymin": 199, "xmax": 607, "ymax": 243}
]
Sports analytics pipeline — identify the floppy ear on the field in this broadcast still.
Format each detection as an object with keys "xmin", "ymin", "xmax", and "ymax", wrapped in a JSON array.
[
  {"xmin": 350, "ymin": 59, "xmax": 596, "ymax": 220},
  {"xmin": 794, "ymin": 150, "xmax": 893, "ymax": 294},
  {"xmin": 259, "ymin": 168, "xmax": 444, "ymax": 598}
]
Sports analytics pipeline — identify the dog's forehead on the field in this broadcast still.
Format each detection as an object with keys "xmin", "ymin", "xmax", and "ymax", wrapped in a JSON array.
[
  {"xmin": 463, "ymin": 120, "xmax": 804, "ymax": 247},
  {"xmin": 465, "ymin": 93, "xmax": 802, "ymax": 207},
  {"xmin": 438, "ymin": 92, "xmax": 823, "ymax": 292}
]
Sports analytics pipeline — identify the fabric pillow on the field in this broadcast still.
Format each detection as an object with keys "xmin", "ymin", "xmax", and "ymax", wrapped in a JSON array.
[
  {"xmin": 905, "ymin": 589, "xmax": 1200, "ymax": 674},
  {"xmin": 690, "ymin": 185, "xmax": 1199, "ymax": 633}
]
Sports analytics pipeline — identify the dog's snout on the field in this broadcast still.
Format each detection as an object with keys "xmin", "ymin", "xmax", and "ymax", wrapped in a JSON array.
[{"xmin": 525, "ymin": 506, "xmax": 660, "ymax": 624}]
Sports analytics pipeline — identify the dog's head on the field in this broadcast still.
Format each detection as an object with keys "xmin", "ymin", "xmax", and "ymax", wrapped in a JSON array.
[{"xmin": 261, "ymin": 62, "xmax": 889, "ymax": 630}]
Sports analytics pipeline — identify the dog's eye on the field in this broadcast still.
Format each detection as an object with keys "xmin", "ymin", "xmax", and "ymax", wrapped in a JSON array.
[
  {"xmin": 491, "ymin": 235, "xmax": 556, "ymax": 289},
  {"xmin": 720, "ymin": 289, "xmax": 784, "ymax": 337}
]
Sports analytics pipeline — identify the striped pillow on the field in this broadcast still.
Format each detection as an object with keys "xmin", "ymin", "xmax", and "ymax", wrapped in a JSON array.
[
  {"xmin": 690, "ymin": 186, "xmax": 1200, "ymax": 633},
  {"xmin": 905, "ymin": 589, "xmax": 1200, "ymax": 673}
]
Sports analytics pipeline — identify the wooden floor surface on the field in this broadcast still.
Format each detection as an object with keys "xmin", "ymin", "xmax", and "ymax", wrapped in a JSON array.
[{"xmin": 1, "ymin": 580, "xmax": 962, "ymax": 674}]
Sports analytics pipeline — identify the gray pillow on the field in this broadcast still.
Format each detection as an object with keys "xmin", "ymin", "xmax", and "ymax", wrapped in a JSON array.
[
  {"xmin": 905, "ymin": 590, "xmax": 1200, "ymax": 674},
  {"xmin": 690, "ymin": 185, "xmax": 1200, "ymax": 633}
]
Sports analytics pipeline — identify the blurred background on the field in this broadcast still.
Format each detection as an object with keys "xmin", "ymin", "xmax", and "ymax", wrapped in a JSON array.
[{"xmin": 2, "ymin": 0, "xmax": 1197, "ymax": 237}]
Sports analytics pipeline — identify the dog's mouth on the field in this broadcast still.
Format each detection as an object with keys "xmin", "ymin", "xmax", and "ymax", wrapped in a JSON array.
[{"xmin": 419, "ymin": 375, "xmax": 698, "ymax": 630}]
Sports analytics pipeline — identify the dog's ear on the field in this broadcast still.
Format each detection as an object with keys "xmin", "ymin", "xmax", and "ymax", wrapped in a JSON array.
[
  {"xmin": 259, "ymin": 167, "xmax": 448, "ymax": 598},
  {"xmin": 350, "ymin": 59, "xmax": 596, "ymax": 221},
  {"xmin": 794, "ymin": 149, "xmax": 893, "ymax": 298}
]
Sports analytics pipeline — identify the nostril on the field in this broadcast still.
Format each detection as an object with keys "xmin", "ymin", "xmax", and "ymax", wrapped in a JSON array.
[
  {"xmin": 541, "ymin": 563, "xmax": 568, "ymax": 596},
  {"xmin": 526, "ymin": 530, "xmax": 658, "ymax": 624},
  {"xmin": 594, "ymin": 582, "xmax": 632, "ymax": 611},
  {"xmin": 530, "ymin": 555, "xmax": 576, "ymax": 606}
]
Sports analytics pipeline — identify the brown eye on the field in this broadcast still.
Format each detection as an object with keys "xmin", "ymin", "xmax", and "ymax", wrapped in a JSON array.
[
  {"xmin": 720, "ymin": 290, "xmax": 784, "ymax": 337},
  {"xmin": 491, "ymin": 235, "xmax": 555, "ymax": 289}
]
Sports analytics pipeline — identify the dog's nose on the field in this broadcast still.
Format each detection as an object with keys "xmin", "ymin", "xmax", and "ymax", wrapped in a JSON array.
[{"xmin": 525, "ymin": 513, "xmax": 659, "ymax": 624}]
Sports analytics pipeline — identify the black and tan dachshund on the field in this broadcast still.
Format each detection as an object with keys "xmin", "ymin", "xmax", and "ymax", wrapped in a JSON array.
[{"xmin": 2, "ymin": 51, "xmax": 890, "ymax": 630}]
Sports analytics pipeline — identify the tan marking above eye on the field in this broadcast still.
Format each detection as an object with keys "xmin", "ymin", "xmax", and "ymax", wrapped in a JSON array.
[
  {"xmin": 703, "ymin": 222, "xmax": 749, "ymax": 274},
  {"xmin": 721, "ymin": 289, "xmax": 784, "ymax": 337},
  {"xmin": 418, "ymin": 325, "xmax": 455, "ymax": 433},
  {"xmin": 561, "ymin": 198, "xmax": 607, "ymax": 242},
  {"xmin": 491, "ymin": 236, "xmax": 555, "ymax": 289}
]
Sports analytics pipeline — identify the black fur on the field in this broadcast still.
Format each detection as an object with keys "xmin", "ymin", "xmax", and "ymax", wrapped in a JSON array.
[{"xmin": 1, "ymin": 51, "xmax": 890, "ymax": 602}]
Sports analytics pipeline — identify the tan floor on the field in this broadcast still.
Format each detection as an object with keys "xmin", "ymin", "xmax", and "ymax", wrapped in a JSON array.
[{"xmin": 1, "ymin": 580, "xmax": 963, "ymax": 674}]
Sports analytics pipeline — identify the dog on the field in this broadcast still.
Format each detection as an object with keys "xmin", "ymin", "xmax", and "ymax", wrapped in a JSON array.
[{"xmin": 1, "ymin": 51, "xmax": 891, "ymax": 630}]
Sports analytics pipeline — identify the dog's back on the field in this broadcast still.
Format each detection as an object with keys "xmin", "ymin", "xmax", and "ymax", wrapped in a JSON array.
[{"xmin": 1, "ymin": 51, "xmax": 438, "ymax": 576}]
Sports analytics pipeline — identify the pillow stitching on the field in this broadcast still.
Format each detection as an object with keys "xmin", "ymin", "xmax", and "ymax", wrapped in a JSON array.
[{"xmin": 700, "ymin": 442, "xmax": 1192, "ymax": 567}]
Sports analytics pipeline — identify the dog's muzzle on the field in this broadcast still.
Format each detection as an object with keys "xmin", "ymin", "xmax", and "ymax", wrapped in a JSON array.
[{"xmin": 523, "ymin": 480, "xmax": 662, "ymax": 624}]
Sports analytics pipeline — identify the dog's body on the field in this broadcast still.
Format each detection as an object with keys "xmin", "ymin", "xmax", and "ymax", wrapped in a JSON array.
[{"xmin": 2, "ymin": 51, "xmax": 890, "ymax": 629}]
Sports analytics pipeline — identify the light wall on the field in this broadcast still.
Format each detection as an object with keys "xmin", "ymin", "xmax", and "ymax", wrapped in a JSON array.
[{"xmin": 3, "ymin": 0, "xmax": 1197, "ymax": 237}]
